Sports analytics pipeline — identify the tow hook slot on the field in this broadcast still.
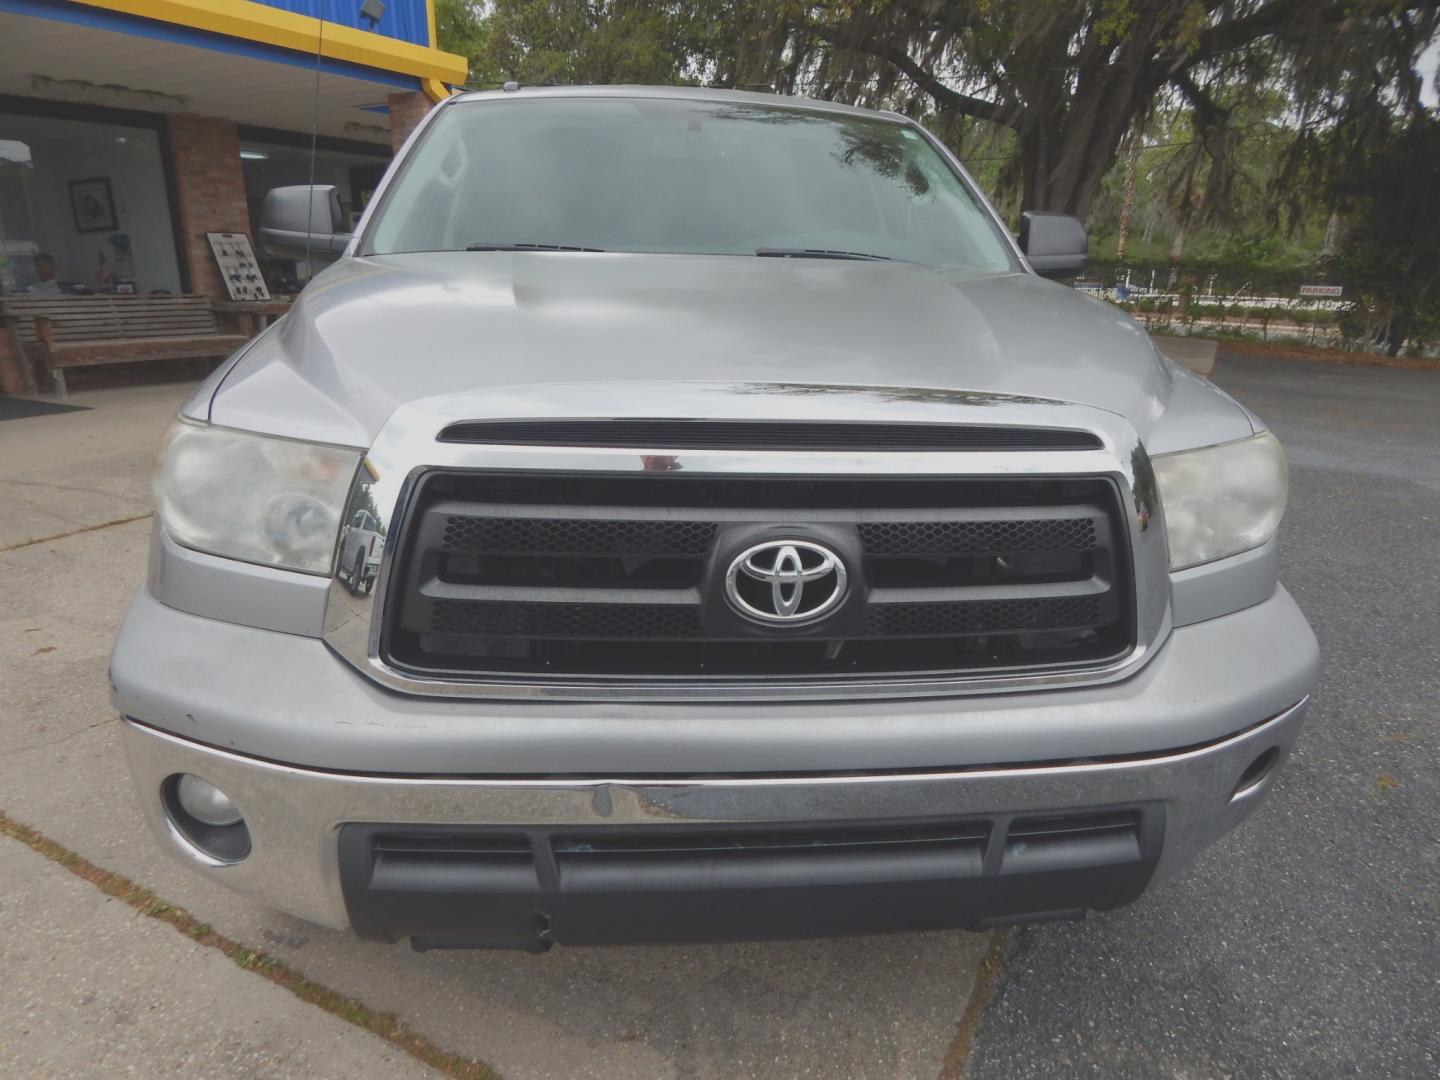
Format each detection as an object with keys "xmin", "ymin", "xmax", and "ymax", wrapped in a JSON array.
[{"xmin": 1230, "ymin": 747, "xmax": 1280, "ymax": 802}]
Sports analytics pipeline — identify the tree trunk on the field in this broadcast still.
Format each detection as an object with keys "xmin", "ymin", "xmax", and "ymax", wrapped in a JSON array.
[
  {"xmin": 1167, "ymin": 221, "xmax": 1187, "ymax": 290},
  {"xmin": 802, "ymin": 0, "xmax": 1426, "ymax": 228},
  {"xmin": 1321, "ymin": 210, "xmax": 1343, "ymax": 260},
  {"xmin": 1114, "ymin": 135, "xmax": 1142, "ymax": 262}
]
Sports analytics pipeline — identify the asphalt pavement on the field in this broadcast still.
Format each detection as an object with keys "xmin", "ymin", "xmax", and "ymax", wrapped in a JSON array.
[{"xmin": 969, "ymin": 353, "xmax": 1440, "ymax": 1079}]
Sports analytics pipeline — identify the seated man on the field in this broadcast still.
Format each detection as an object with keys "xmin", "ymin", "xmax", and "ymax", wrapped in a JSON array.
[{"xmin": 25, "ymin": 252, "xmax": 62, "ymax": 294}]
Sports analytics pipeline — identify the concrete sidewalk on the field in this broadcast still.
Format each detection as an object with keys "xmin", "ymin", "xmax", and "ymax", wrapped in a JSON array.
[
  {"xmin": 0, "ymin": 382, "xmax": 185, "ymax": 550},
  {"xmin": 1, "ymin": 381, "xmax": 989, "ymax": 1078},
  {"xmin": 0, "ymin": 835, "xmax": 439, "ymax": 1079}
]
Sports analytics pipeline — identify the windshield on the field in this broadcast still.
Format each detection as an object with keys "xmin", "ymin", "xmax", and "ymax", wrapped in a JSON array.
[{"xmin": 366, "ymin": 96, "xmax": 1016, "ymax": 271}]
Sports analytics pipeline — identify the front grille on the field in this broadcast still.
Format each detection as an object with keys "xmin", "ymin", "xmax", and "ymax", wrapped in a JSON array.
[
  {"xmin": 864, "ymin": 596, "xmax": 1105, "ymax": 637},
  {"xmin": 431, "ymin": 599, "xmax": 703, "ymax": 638},
  {"xmin": 440, "ymin": 516, "xmax": 717, "ymax": 557},
  {"xmin": 381, "ymin": 471, "xmax": 1134, "ymax": 686},
  {"xmin": 858, "ymin": 517, "xmax": 1097, "ymax": 555}
]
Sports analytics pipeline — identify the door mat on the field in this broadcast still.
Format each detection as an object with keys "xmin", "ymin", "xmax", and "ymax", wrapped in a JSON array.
[{"xmin": 0, "ymin": 397, "xmax": 91, "ymax": 421}]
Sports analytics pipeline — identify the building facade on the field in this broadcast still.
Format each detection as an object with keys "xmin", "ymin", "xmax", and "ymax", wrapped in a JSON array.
[{"xmin": 0, "ymin": 0, "xmax": 464, "ymax": 306}]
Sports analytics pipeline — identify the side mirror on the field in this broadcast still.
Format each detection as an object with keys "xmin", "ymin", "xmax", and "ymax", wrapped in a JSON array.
[
  {"xmin": 1019, "ymin": 211, "xmax": 1087, "ymax": 278},
  {"xmin": 259, "ymin": 185, "xmax": 352, "ymax": 262}
]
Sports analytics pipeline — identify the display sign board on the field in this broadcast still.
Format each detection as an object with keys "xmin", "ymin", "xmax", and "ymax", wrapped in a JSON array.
[
  {"xmin": 1299, "ymin": 284, "xmax": 1344, "ymax": 298},
  {"xmin": 206, "ymin": 233, "xmax": 271, "ymax": 302}
]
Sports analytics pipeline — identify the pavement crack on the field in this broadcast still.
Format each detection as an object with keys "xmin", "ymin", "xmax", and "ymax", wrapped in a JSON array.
[
  {"xmin": 3, "ymin": 477, "xmax": 139, "ymax": 497},
  {"xmin": 0, "ymin": 512, "xmax": 153, "ymax": 553},
  {"xmin": 0, "ymin": 810, "xmax": 504, "ymax": 1080},
  {"xmin": 0, "ymin": 717, "xmax": 115, "ymax": 758}
]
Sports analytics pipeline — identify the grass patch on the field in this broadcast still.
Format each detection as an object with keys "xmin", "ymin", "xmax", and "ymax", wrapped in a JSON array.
[{"xmin": 0, "ymin": 808, "xmax": 502, "ymax": 1080}]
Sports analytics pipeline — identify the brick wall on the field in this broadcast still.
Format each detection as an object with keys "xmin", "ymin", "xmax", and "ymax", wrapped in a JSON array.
[
  {"xmin": 166, "ymin": 114, "xmax": 250, "ymax": 301},
  {"xmin": 388, "ymin": 91, "xmax": 435, "ymax": 153}
]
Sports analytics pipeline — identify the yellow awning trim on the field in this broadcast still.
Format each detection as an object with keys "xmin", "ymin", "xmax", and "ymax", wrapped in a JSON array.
[{"xmin": 66, "ymin": 0, "xmax": 468, "ymax": 85}]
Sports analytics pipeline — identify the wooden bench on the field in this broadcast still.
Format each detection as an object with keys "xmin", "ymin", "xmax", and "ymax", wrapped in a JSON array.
[{"xmin": 1, "ymin": 294, "xmax": 250, "ymax": 393}]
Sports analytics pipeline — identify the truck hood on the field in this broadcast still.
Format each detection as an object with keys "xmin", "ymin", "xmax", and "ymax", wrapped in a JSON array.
[{"xmin": 205, "ymin": 252, "xmax": 1250, "ymax": 451}]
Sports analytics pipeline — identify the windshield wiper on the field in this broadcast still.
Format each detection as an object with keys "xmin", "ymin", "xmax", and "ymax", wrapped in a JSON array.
[
  {"xmin": 755, "ymin": 247, "xmax": 892, "ymax": 261},
  {"xmin": 465, "ymin": 242, "xmax": 605, "ymax": 252}
]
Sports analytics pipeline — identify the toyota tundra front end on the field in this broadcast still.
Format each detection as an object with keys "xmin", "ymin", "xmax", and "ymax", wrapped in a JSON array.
[{"xmin": 111, "ymin": 86, "xmax": 1317, "ymax": 951}]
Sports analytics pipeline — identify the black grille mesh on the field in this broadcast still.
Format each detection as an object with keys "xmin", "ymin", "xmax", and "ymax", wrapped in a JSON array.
[
  {"xmin": 431, "ymin": 599, "xmax": 703, "ymax": 639},
  {"xmin": 386, "ymin": 472, "xmax": 1131, "ymax": 681},
  {"xmin": 865, "ymin": 596, "xmax": 1104, "ymax": 637},
  {"xmin": 859, "ymin": 518, "xmax": 1097, "ymax": 556},
  {"xmin": 441, "ymin": 516, "xmax": 716, "ymax": 556}
]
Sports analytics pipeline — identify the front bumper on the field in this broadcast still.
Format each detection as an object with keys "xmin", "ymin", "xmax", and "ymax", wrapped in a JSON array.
[
  {"xmin": 120, "ymin": 698, "xmax": 1306, "ymax": 943},
  {"xmin": 111, "ymin": 585, "xmax": 1318, "ymax": 775}
]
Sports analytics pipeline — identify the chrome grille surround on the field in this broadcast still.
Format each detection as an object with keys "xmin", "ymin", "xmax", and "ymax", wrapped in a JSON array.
[{"xmin": 320, "ymin": 382, "xmax": 1171, "ymax": 702}]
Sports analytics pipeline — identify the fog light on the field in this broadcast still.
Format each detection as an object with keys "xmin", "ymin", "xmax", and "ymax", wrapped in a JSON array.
[
  {"xmin": 163, "ymin": 773, "xmax": 251, "ymax": 863},
  {"xmin": 175, "ymin": 773, "xmax": 243, "ymax": 826}
]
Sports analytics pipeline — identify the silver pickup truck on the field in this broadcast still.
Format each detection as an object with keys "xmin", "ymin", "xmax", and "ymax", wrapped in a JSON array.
[
  {"xmin": 113, "ymin": 85, "xmax": 1317, "ymax": 951},
  {"xmin": 338, "ymin": 507, "xmax": 384, "ymax": 595}
]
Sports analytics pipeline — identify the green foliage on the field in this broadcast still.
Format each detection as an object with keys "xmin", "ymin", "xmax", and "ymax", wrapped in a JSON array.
[
  {"xmin": 462, "ymin": 1, "xmax": 791, "ymax": 89},
  {"xmin": 1087, "ymin": 84, "xmax": 1334, "ymax": 269},
  {"xmin": 434, "ymin": 0, "xmax": 500, "ymax": 85},
  {"xmin": 1327, "ymin": 114, "xmax": 1440, "ymax": 356},
  {"xmin": 456, "ymin": 2, "xmax": 1437, "ymax": 228},
  {"xmin": 479, "ymin": 1, "xmax": 695, "ymax": 86}
]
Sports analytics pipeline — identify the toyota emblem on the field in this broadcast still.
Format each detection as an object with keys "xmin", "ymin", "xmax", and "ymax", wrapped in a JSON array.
[{"xmin": 724, "ymin": 539, "xmax": 848, "ymax": 625}]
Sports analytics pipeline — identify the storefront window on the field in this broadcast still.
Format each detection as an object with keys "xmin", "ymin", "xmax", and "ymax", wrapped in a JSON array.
[
  {"xmin": 0, "ymin": 113, "xmax": 181, "ymax": 297},
  {"xmin": 239, "ymin": 138, "xmax": 387, "ymax": 292}
]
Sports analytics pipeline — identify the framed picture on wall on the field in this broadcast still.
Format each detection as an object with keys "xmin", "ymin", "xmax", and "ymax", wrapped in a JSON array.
[{"xmin": 69, "ymin": 177, "xmax": 118, "ymax": 233}]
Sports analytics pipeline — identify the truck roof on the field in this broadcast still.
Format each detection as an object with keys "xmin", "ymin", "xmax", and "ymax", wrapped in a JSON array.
[{"xmin": 447, "ymin": 83, "xmax": 908, "ymax": 124}]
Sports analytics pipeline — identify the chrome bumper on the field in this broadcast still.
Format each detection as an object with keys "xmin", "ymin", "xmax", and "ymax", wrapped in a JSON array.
[{"xmin": 121, "ymin": 698, "xmax": 1307, "ymax": 932}]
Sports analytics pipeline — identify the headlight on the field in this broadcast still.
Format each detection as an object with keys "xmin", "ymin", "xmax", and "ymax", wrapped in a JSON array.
[
  {"xmin": 1153, "ymin": 431, "xmax": 1287, "ymax": 571},
  {"xmin": 154, "ymin": 419, "xmax": 360, "ymax": 574}
]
